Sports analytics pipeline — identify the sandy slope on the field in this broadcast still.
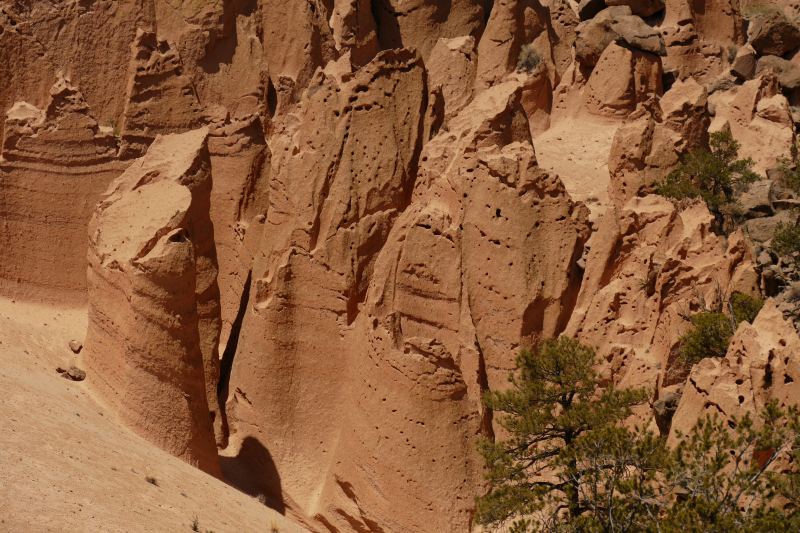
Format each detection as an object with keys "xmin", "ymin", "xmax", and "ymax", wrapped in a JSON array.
[{"xmin": 0, "ymin": 298, "xmax": 309, "ymax": 533}]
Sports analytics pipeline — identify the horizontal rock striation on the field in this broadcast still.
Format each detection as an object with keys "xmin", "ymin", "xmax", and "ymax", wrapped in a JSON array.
[{"xmin": 0, "ymin": 76, "xmax": 128, "ymax": 305}]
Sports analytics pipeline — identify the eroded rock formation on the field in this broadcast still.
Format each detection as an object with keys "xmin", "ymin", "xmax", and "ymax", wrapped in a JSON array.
[
  {"xmin": 84, "ymin": 128, "xmax": 221, "ymax": 474},
  {"xmin": 4, "ymin": 1, "xmax": 800, "ymax": 532},
  {"xmin": 0, "ymin": 76, "xmax": 128, "ymax": 305}
]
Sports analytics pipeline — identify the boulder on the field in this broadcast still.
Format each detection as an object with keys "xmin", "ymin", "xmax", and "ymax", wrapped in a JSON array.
[
  {"xmin": 68, "ymin": 340, "xmax": 82, "ymax": 354},
  {"xmin": 574, "ymin": 7, "xmax": 667, "ymax": 67},
  {"xmin": 653, "ymin": 392, "xmax": 681, "ymax": 436},
  {"xmin": 745, "ymin": 210, "xmax": 799, "ymax": 244},
  {"xmin": 84, "ymin": 128, "xmax": 222, "ymax": 477},
  {"xmin": 739, "ymin": 180, "xmax": 777, "ymax": 218},
  {"xmin": 62, "ymin": 366, "xmax": 86, "ymax": 382},
  {"xmin": 731, "ymin": 44, "xmax": 757, "ymax": 80},
  {"xmin": 748, "ymin": 11, "xmax": 800, "ymax": 56},
  {"xmin": 583, "ymin": 41, "xmax": 663, "ymax": 118},
  {"xmin": 606, "ymin": 0, "xmax": 666, "ymax": 17}
]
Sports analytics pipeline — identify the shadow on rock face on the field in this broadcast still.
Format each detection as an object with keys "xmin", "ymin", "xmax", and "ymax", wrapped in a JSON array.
[{"xmin": 220, "ymin": 436, "xmax": 285, "ymax": 515}]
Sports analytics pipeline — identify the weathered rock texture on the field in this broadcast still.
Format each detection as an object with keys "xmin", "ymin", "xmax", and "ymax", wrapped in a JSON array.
[
  {"xmin": 582, "ymin": 41, "xmax": 663, "ymax": 118},
  {"xmin": 476, "ymin": 0, "xmax": 557, "ymax": 91},
  {"xmin": 608, "ymin": 77, "xmax": 710, "ymax": 207},
  {"xmin": 0, "ymin": 76, "xmax": 127, "ymax": 305},
  {"xmin": 84, "ymin": 128, "xmax": 222, "ymax": 474},
  {"xmin": 670, "ymin": 299, "xmax": 800, "ymax": 442},
  {"xmin": 5, "ymin": 0, "xmax": 800, "ymax": 531},
  {"xmin": 372, "ymin": 0, "xmax": 486, "ymax": 60},
  {"xmin": 566, "ymin": 196, "xmax": 759, "ymax": 404},
  {"xmin": 712, "ymin": 70, "xmax": 796, "ymax": 174},
  {"xmin": 225, "ymin": 49, "xmax": 590, "ymax": 530}
]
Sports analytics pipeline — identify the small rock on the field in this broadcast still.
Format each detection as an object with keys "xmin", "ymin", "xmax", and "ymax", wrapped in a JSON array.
[
  {"xmin": 653, "ymin": 392, "xmax": 682, "ymax": 436},
  {"xmin": 55, "ymin": 366, "xmax": 67, "ymax": 374},
  {"xmin": 739, "ymin": 180, "xmax": 776, "ymax": 219},
  {"xmin": 758, "ymin": 250, "xmax": 775, "ymax": 267},
  {"xmin": 731, "ymin": 44, "xmax": 757, "ymax": 80},
  {"xmin": 68, "ymin": 340, "xmax": 83, "ymax": 354},
  {"xmin": 61, "ymin": 365, "xmax": 86, "ymax": 381},
  {"xmin": 576, "ymin": 257, "xmax": 586, "ymax": 270}
]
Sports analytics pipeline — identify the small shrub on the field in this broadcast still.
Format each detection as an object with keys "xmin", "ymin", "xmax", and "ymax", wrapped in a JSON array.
[
  {"xmin": 516, "ymin": 44, "xmax": 541, "ymax": 74},
  {"xmin": 680, "ymin": 292, "xmax": 764, "ymax": 365},
  {"xmin": 270, "ymin": 519, "xmax": 280, "ymax": 533},
  {"xmin": 772, "ymin": 220, "xmax": 800, "ymax": 264},
  {"xmin": 191, "ymin": 516, "xmax": 199, "ymax": 531},
  {"xmin": 776, "ymin": 143, "xmax": 800, "ymax": 194},
  {"xmin": 638, "ymin": 276, "xmax": 649, "ymax": 292},
  {"xmin": 107, "ymin": 118, "xmax": 121, "ymax": 138},
  {"xmin": 655, "ymin": 131, "xmax": 760, "ymax": 229},
  {"xmin": 726, "ymin": 43, "xmax": 738, "ymax": 63}
]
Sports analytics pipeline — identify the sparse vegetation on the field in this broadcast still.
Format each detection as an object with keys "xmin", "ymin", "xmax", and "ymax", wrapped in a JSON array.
[
  {"xmin": 145, "ymin": 473, "xmax": 158, "ymax": 486},
  {"xmin": 516, "ymin": 43, "xmax": 542, "ymax": 74},
  {"xmin": 107, "ymin": 117, "xmax": 121, "ymax": 138},
  {"xmin": 475, "ymin": 337, "xmax": 651, "ymax": 532},
  {"xmin": 679, "ymin": 289, "xmax": 764, "ymax": 366},
  {"xmin": 726, "ymin": 43, "xmax": 738, "ymax": 63},
  {"xmin": 191, "ymin": 516, "xmax": 200, "ymax": 531},
  {"xmin": 476, "ymin": 337, "xmax": 800, "ymax": 533},
  {"xmin": 772, "ymin": 220, "xmax": 800, "ymax": 265},
  {"xmin": 776, "ymin": 143, "xmax": 800, "ymax": 194},
  {"xmin": 655, "ymin": 131, "xmax": 760, "ymax": 229},
  {"xmin": 255, "ymin": 493, "xmax": 268, "ymax": 505},
  {"xmin": 638, "ymin": 275, "xmax": 650, "ymax": 292},
  {"xmin": 270, "ymin": 519, "xmax": 280, "ymax": 533}
]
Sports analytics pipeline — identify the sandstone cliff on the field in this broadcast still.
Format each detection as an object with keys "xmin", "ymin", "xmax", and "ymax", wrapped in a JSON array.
[{"xmin": 3, "ymin": 0, "xmax": 800, "ymax": 531}]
